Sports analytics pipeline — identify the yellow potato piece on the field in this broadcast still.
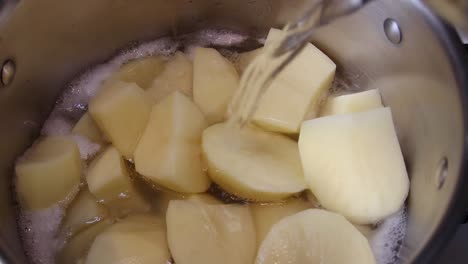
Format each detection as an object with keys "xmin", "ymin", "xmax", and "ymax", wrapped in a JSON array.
[
  {"xmin": 186, "ymin": 193, "xmax": 221, "ymax": 204},
  {"xmin": 85, "ymin": 215, "xmax": 170, "ymax": 264},
  {"xmin": 193, "ymin": 47, "xmax": 239, "ymax": 124},
  {"xmin": 150, "ymin": 189, "xmax": 185, "ymax": 217},
  {"xmin": 320, "ymin": 89, "xmax": 383, "ymax": 116},
  {"xmin": 86, "ymin": 146, "xmax": 149, "ymax": 216},
  {"xmin": 135, "ymin": 91, "xmax": 210, "ymax": 193},
  {"xmin": 234, "ymin": 48, "xmax": 263, "ymax": 74},
  {"xmin": 15, "ymin": 136, "xmax": 82, "ymax": 210},
  {"xmin": 151, "ymin": 191, "xmax": 220, "ymax": 217},
  {"xmin": 252, "ymin": 28, "xmax": 336, "ymax": 134},
  {"xmin": 202, "ymin": 123, "xmax": 307, "ymax": 201},
  {"xmin": 147, "ymin": 51, "xmax": 193, "ymax": 102},
  {"xmin": 89, "ymin": 81, "xmax": 152, "ymax": 158},
  {"xmin": 256, "ymin": 209, "xmax": 375, "ymax": 264},
  {"xmin": 299, "ymin": 107, "xmax": 409, "ymax": 224},
  {"xmin": 60, "ymin": 187, "xmax": 109, "ymax": 237},
  {"xmin": 57, "ymin": 220, "xmax": 112, "ymax": 264},
  {"xmin": 251, "ymin": 198, "xmax": 311, "ymax": 245},
  {"xmin": 109, "ymin": 56, "xmax": 166, "ymax": 89},
  {"xmin": 72, "ymin": 113, "xmax": 106, "ymax": 143},
  {"xmin": 166, "ymin": 200, "xmax": 256, "ymax": 264}
]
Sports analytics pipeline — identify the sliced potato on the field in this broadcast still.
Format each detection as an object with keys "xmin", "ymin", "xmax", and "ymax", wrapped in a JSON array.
[
  {"xmin": 147, "ymin": 51, "xmax": 193, "ymax": 102},
  {"xmin": 89, "ymin": 81, "xmax": 152, "ymax": 158},
  {"xmin": 320, "ymin": 89, "xmax": 383, "ymax": 116},
  {"xmin": 234, "ymin": 48, "xmax": 263, "ymax": 74},
  {"xmin": 202, "ymin": 123, "xmax": 307, "ymax": 201},
  {"xmin": 85, "ymin": 215, "xmax": 170, "ymax": 264},
  {"xmin": 298, "ymin": 107, "xmax": 409, "ymax": 224},
  {"xmin": 251, "ymin": 198, "xmax": 311, "ymax": 245},
  {"xmin": 252, "ymin": 28, "xmax": 336, "ymax": 133},
  {"xmin": 186, "ymin": 193, "xmax": 221, "ymax": 204},
  {"xmin": 72, "ymin": 113, "xmax": 106, "ymax": 143},
  {"xmin": 135, "ymin": 91, "xmax": 210, "ymax": 193},
  {"xmin": 256, "ymin": 209, "xmax": 375, "ymax": 264},
  {"xmin": 86, "ymin": 146, "xmax": 149, "ymax": 216},
  {"xmin": 60, "ymin": 187, "xmax": 109, "ymax": 237},
  {"xmin": 109, "ymin": 56, "xmax": 166, "ymax": 89},
  {"xmin": 57, "ymin": 220, "xmax": 112, "ymax": 264},
  {"xmin": 167, "ymin": 200, "xmax": 256, "ymax": 264},
  {"xmin": 15, "ymin": 136, "xmax": 81, "ymax": 210},
  {"xmin": 151, "ymin": 191, "xmax": 220, "ymax": 217},
  {"xmin": 193, "ymin": 47, "xmax": 239, "ymax": 124},
  {"xmin": 151, "ymin": 189, "xmax": 185, "ymax": 217}
]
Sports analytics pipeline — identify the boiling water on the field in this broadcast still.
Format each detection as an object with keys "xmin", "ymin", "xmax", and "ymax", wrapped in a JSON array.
[{"xmin": 16, "ymin": 29, "xmax": 406, "ymax": 264}]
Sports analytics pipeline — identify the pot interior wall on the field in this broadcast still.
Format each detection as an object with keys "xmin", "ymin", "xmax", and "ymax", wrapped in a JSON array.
[{"xmin": 0, "ymin": 0, "xmax": 465, "ymax": 263}]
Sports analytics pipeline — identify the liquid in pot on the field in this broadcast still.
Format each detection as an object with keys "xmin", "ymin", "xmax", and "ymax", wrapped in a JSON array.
[{"xmin": 15, "ymin": 29, "xmax": 408, "ymax": 264}]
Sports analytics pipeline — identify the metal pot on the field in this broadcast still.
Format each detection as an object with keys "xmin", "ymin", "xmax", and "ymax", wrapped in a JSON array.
[{"xmin": 0, "ymin": 0, "xmax": 466, "ymax": 263}]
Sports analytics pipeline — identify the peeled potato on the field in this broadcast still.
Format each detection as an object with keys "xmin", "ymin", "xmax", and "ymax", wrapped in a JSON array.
[
  {"xmin": 252, "ymin": 28, "xmax": 336, "ymax": 134},
  {"xmin": 60, "ymin": 187, "xmax": 109, "ymax": 237},
  {"xmin": 109, "ymin": 56, "xmax": 166, "ymax": 89},
  {"xmin": 86, "ymin": 146, "xmax": 149, "ymax": 216},
  {"xmin": 57, "ymin": 220, "xmax": 112, "ymax": 264},
  {"xmin": 298, "ymin": 107, "xmax": 409, "ymax": 224},
  {"xmin": 147, "ymin": 51, "xmax": 193, "ymax": 102},
  {"xmin": 135, "ymin": 91, "xmax": 210, "ymax": 193},
  {"xmin": 320, "ymin": 89, "xmax": 383, "ymax": 116},
  {"xmin": 89, "ymin": 81, "xmax": 152, "ymax": 158},
  {"xmin": 150, "ymin": 189, "xmax": 185, "ymax": 217},
  {"xmin": 15, "ymin": 136, "xmax": 81, "ymax": 210},
  {"xmin": 151, "ymin": 191, "xmax": 219, "ymax": 217},
  {"xmin": 166, "ymin": 200, "xmax": 256, "ymax": 264},
  {"xmin": 202, "ymin": 123, "xmax": 307, "ymax": 201},
  {"xmin": 251, "ymin": 198, "xmax": 311, "ymax": 245},
  {"xmin": 193, "ymin": 47, "xmax": 239, "ymax": 124},
  {"xmin": 234, "ymin": 48, "xmax": 263, "ymax": 74},
  {"xmin": 256, "ymin": 209, "xmax": 375, "ymax": 264},
  {"xmin": 186, "ymin": 193, "xmax": 221, "ymax": 204},
  {"xmin": 86, "ymin": 215, "xmax": 170, "ymax": 264},
  {"xmin": 72, "ymin": 113, "xmax": 106, "ymax": 143}
]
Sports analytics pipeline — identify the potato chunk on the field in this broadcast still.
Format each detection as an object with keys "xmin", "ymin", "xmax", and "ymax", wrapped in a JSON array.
[
  {"xmin": 60, "ymin": 187, "xmax": 109, "ymax": 236},
  {"xmin": 147, "ymin": 51, "xmax": 193, "ymax": 102},
  {"xmin": 109, "ymin": 56, "xmax": 166, "ymax": 89},
  {"xmin": 72, "ymin": 113, "xmax": 105, "ymax": 143},
  {"xmin": 234, "ymin": 48, "xmax": 263, "ymax": 74},
  {"xmin": 86, "ymin": 146, "xmax": 149, "ymax": 216},
  {"xmin": 57, "ymin": 220, "xmax": 111, "ymax": 264},
  {"xmin": 251, "ymin": 198, "xmax": 311, "ymax": 245},
  {"xmin": 135, "ymin": 91, "xmax": 210, "ymax": 193},
  {"xmin": 167, "ymin": 200, "xmax": 256, "ymax": 264},
  {"xmin": 202, "ymin": 123, "xmax": 307, "ymax": 201},
  {"xmin": 252, "ymin": 28, "xmax": 336, "ymax": 133},
  {"xmin": 15, "ymin": 136, "xmax": 81, "ymax": 210},
  {"xmin": 193, "ymin": 47, "xmax": 239, "ymax": 124},
  {"xmin": 320, "ymin": 89, "xmax": 383, "ymax": 116},
  {"xmin": 256, "ymin": 209, "xmax": 375, "ymax": 264},
  {"xmin": 85, "ymin": 215, "xmax": 170, "ymax": 264},
  {"xmin": 298, "ymin": 107, "xmax": 409, "ymax": 224},
  {"xmin": 89, "ymin": 81, "xmax": 152, "ymax": 158}
]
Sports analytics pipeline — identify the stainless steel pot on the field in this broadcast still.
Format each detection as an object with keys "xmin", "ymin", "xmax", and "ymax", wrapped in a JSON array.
[{"xmin": 0, "ymin": 0, "xmax": 466, "ymax": 263}]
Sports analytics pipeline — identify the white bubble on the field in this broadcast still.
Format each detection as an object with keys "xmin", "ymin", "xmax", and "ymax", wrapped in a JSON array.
[{"xmin": 369, "ymin": 208, "xmax": 407, "ymax": 264}]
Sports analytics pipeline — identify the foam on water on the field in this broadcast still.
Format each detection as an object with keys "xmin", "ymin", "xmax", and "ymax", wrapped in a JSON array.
[
  {"xmin": 370, "ymin": 208, "xmax": 407, "ymax": 264},
  {"xmin": 18, "ymin": 185, "xmax": 80, "ymax": 264},
  {"xmin": 70, "ymin": 135, "xmax": 102, "ymax": 160},
  {"xmin": 16, "ymin": 28, "xmax": 407, "ymax": 264}
]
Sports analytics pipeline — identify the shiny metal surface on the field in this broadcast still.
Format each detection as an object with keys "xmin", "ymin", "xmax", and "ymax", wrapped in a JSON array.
[
  {"xmin": 383, "ymin": 18, "xmax": 403, "ymax": 44},
  {"xmin": 1, "ymin": 60, "xmax": 15, "ymax": 86},
  {"xmin": 0, "ymin": 0, "xmax": 465, "ymax": 263}
]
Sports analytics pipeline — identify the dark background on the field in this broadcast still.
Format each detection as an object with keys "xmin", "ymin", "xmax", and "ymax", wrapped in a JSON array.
[{"xmin": 434, "ymin": 43, "xmax": 468, "ymax": 264}]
